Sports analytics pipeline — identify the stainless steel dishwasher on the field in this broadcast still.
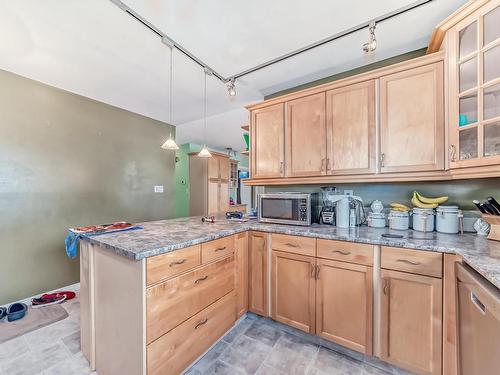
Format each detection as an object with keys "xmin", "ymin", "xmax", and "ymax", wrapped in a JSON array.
[{"xmin": 456, "ymin": 263, "xmax": 500, "ymax": 375}]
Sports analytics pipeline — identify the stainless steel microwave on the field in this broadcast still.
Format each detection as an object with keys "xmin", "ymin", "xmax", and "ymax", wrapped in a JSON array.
[{"xmin": 258, "ymin": 193, "xmax": 317, "ymax": 226}]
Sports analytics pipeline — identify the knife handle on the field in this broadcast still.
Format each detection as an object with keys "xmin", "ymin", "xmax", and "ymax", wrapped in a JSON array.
[
  {"xmin": 483, "ymin": 201, "xmax": 499, "ymax": 215},
  {"xmin": 487, "ymin": 197, "xmax": 500, "ymax": 213},
  {"xmin": 473, "ymin": 200, "xmax": 487, "ymax": 214}
]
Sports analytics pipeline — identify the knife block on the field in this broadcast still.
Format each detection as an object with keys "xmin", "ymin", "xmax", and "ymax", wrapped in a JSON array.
[{"xmin": 483, "ymin": 214, "xmax": 500, "ymax": 241}]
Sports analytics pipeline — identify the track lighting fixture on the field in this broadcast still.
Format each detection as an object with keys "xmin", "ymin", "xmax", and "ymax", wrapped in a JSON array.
[
  {"xmin": 198, "ymin": 69, "xmax": 213, "ymax": 158},
  {"xmin": 362, "ymin": 22, "xmax": 377, "ymax": 53},
  {"xmin": 161, "ymin": 41, "xmax": 179, "ymax": 150},
  {"xmin": 227, "ymin": 78, "xmax": 236, "ymax": 97}
]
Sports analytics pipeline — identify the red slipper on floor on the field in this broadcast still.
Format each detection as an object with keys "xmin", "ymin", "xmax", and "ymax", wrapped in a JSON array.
[
  {"xmin": 31, "ymin": 294, "xmax": 67, "ymax": 308},
  {"xmin": 41, "ymin": 291, "xmax": 76, "ymax": 301}
]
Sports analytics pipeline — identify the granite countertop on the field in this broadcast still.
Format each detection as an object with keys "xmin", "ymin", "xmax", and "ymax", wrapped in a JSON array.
[{"xmin": 81, "ymin": 216, "xmax": 500, "ymax": 289}]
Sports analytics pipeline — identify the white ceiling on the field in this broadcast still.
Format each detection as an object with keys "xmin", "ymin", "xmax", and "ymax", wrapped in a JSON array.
[{"xmin": 0, "ymin": 0, "xmax": 466, "ymax": 152}]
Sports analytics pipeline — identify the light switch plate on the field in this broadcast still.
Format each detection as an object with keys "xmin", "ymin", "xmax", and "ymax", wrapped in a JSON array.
[{"xmin": 154, "ymin": 185, "xmax": 164, "ymax": 193}]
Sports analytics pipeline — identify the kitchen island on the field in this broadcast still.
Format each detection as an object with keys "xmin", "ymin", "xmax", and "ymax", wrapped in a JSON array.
[{"xmin": 79, "ymin": 216, "xmax": 500, "ymax": 375}]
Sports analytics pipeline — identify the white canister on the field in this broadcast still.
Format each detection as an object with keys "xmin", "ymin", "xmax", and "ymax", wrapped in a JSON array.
[
  {"xmin": 412, "ymin": 208, "xmax": 435, "ymax": 232},
  {"xmin": 388, "ymin": 210, "xmax": 410, "ymax": 231},
  {"xmin": 436, "ymin": 205, "xmax": 462, "ymax": 234},
  {"xmin": 367, "ymin": 212, "xmax": 386, "ymax": 228}
]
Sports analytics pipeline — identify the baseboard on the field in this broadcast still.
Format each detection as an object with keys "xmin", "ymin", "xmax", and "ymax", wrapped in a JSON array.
[{"xmin": 5, "ymin": 282, "xmax": 80, "ymax": 307}]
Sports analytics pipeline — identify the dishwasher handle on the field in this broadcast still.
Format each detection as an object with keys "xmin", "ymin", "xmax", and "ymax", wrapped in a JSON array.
[{"xmin": 456, "ymin": 263, "xmax": 500, "ymax": 321}]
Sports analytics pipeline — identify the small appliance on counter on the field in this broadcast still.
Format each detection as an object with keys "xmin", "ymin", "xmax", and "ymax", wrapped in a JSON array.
[
  {"xmin": 258, "ymin": 192, "xmax": 318, "ymax": 226},
  {"xmin": 319, "ymin": 187, "xmax": 365, "ymax": 228}
]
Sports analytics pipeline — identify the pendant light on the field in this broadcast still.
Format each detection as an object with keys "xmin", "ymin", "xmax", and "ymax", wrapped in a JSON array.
[
  {"xmin": 161, "ymin": 44, "xmax": 179, "ymax": 150},
  {"xmin": 198, "ymin": 69, "xmax": 212, "ymax": 158}
]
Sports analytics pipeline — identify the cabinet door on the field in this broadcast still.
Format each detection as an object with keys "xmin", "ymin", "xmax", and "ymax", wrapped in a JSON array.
[
  {"xmin": 235, "ymin": 232, "xmax": 249, "ymax": 318},
  {"xmin": 316, "ymin": 259, "xmax": 373, "ymax": 355},
  {"xmin": 379, "ymin": 62, "xmax": 444, "ymax": 173},
  {"xmin": 251, "ymin": 104, "xmax": 285, "ymax": 178},
  {"xmin": 248, "ymin": 232, "xmax": 268, "ymax": 316},
  {"xmin": 380, "ymin": 269, "xmax": 442, "ymax": 375},
  {"xmin": 207, "ymin": 181, "xmax": 219, "ymax": 215},
  {"xmin": 326, "ymin": 80, "xmax": 376, "ymax": 175},
  {"xmin": 219, "ymin": 156, "xmax": 230, "ymax": 181},
  {"xmin": 271, "ymin": 251, "xmax": 316, "ymax": 333},
  {"xmin": 286, "ymin": 93, "xmax": 327, "ymax": 177},
  {"xmin": 208, "ymin": 155, "xmax": 219, "ymax": 180},
  {"xmin": 218, "ymin": 181, "xmax": 229, "ymax": 213}
]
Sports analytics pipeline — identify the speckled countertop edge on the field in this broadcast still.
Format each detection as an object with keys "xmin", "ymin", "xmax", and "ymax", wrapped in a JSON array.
[{"xmin": 80, "ymin": 216, "xmax": 500, "ymax": 289}]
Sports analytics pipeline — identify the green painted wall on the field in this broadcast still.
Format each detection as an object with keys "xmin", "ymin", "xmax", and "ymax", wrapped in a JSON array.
[
  {"xmin": 0, "ymin": 69, "xmax": 176, "ymax": 305},
  {"xmin": 265, "ymin": 48, "xmax": 427, "ymax": 100}
]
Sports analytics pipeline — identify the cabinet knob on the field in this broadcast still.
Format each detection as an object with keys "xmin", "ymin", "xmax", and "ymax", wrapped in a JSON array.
[
  {"xmin": 315, "ymin": 265, "xmax": 321, "ymax": 280},
  {"xmin": 279, "ymin": 161, "xmax": 284, "ymax": 174},
  {"xmin": 320, "ymin": 158, "xmax": 325, "ymax": 172},
  {"xmin": 449, "ymin": 145, "xmax": 457, "ymax": 162},
  {"xmin": 383, "ymin": 278, "xmax": 389, "ymax": 295}
]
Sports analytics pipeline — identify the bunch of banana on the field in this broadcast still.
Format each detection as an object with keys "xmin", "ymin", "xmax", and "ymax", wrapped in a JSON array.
[
  {"xmin": 390, "ymin": 202, "xmax": 410, "ymax": 212},
  {"xmin": 411, "ymin": 191, "xmax": 448, "ymax": 209}
]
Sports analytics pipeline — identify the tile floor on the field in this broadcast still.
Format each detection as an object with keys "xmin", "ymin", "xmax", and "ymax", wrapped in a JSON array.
[{"xmin": 0, "ymin": 292, "xmax": 407, "ymax": 375}]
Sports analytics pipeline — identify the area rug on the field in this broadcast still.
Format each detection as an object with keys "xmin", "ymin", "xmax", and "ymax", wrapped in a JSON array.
[{"xmin": 0, "ymin": 304, "xmax": 69, "ymax": 344}]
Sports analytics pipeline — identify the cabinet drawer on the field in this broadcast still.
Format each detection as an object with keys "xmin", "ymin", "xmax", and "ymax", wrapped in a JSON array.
[
  {"xmin": 271, "ymin": 234, "xmax": 315, "ymax": 256},
  {"xmin": 381, "ymin": 246, "xmax": 442, "ymax": 278},
  {"xmin": 148, "ymin": 291, "xmax": 236, "ymax": 375},
  {"xmin": 147, "ymin": 256, "xmax": 235, "ymax": 343},
  {"xmin": 201, "ymin": 236, "xmax": 235, "ymax": 264},
  {"xmin": 317, "ymin": 239, "xmax": 373, "ymax": 266},
  {"xmin": 146, "ymin": 245, "xmax": 201, "ymax": 285}
]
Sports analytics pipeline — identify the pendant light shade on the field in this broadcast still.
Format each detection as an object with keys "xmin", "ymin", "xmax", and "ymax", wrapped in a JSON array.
[
  {"xmin": 198, "ymin": 69, "xmax": 213, "ymax": 158},
  {"xmin": 161, "ymin": 137, "xmax": 179, "ymax": 150},
  {"xmin": 161, "ymin": 45, "xmax": 179, "ymax": 150},
  {"xmin": 198, "ymin": 145, "xmax": 212, "ymax": 158}
]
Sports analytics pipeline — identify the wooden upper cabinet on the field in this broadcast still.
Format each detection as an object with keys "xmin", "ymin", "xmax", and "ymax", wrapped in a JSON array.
[
  {"xmin": 380, "ymin": 269, "xmax": 442, "ymax": 375},
  {"xmin": 379, "ymin": 62, "xmax": 445, "ymax": 173},
  {"xmin": 286, "ymin": 93, "xmax": 327, "ymax": 177},
  {"xmin": 219, "ymin": 156, "xmax": 230, "ymax": 181},
  {"xmin": 248, "ymin": 231, "xmax": 268, "ymax": 316},
  {"xmin": 251, "ymin": 103, "xmax": 285, "ymax": 178},
  {"xmin": 208, "ymin": 156, "xmax": 219, "ymax": 180},
  {"xmin": 271, "ymin": 250, "xmax": 316, "ymax": 333},
  {"xmin": 326, "ymin": 80, "xmax": 376, "ymax": 175},
  {"xmin": 316, "ymin": 259, "xmax": 372, "ymax": 355}
]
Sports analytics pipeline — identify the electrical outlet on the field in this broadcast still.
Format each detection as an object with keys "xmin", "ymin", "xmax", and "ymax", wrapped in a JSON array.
[
  {"xmin": 344, "ymin": 190, "xmax": 354, "ymax": 196},
  {"xmin": 154, "ymin": 185, "xmax": 164, "ymax": 193}
]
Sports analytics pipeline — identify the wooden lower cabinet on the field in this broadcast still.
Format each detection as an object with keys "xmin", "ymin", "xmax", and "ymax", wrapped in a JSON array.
[
  {"xmin": 380, "ymin": 269, "xmax": 442, "ymax": 375},
  {"xmin": 271, "ymin": 250, "xmax": 316, "ymax": 333},
  {"xmin": 316, "ymin": 258, "xmax": 373, "ymax": 355},
  {"xmin": 147, "ymin": 292, "xmax": 236, "ymax": 375},
  {"xmin": 146, "ymin": 256, "xmax": 235, "ymax": 343},
  {"xmin": 248, "ymin": 231, "xmax": 269, "ymax": 316},
  {"xmin": 235, "ymin": 231, "xmax": 249, "ymax": 318}
]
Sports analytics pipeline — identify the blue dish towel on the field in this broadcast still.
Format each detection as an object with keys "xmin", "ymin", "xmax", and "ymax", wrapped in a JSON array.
[{"xmin": 65, "ymin": 226, "xmax": 142, "ymax": 259}]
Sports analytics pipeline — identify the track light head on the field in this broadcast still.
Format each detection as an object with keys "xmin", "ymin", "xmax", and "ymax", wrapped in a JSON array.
[
  {"xmin": 362, "ymin": 22, "xmax": 377, "ymax": 53},
  {"xmin": 227, "ymin": 78, "xmax": 236, "ymax": 97}
]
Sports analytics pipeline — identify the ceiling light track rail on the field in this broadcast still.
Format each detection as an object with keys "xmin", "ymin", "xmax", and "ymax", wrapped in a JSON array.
[{"xmin": 110, "ymin": 0, "xmax": 433, "ymax": 83}]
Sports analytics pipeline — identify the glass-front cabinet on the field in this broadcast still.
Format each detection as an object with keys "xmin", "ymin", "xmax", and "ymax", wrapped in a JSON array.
[{"xmin": 448, "ymin": 1, "xmax": 500, "ymax": 167}]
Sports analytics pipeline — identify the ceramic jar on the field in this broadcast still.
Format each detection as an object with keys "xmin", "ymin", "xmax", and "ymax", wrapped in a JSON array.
[
  {"xmin": 388, "ymin": 210, "xmax": 410, "ymax": 230},
  {"xmin": 412, "ymin": 208, "xmax": 435, "ymax": 232},
  {"xmin": 436, "ymin": 205, "xmax": 462, "ymax": 234},
  {"xmin": 367, "ymin": 212, "xmax": 386, "ymax": 228}
]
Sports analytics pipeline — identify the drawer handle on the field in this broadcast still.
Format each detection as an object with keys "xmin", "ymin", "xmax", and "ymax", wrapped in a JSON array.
[
  {"xmin": 169, "ymin": 259, "xmax": 187, "ymax": 267},
  {"xmin": 195, "ymin": 318, "xmax": 208, "ymax": 330},
  {"xmin": 470, "ymin": 292, "xmax": 486, "ymax": 314},
  {"xmin": 194, "ymin": 275, "xmax": 208, "ymax": 284},
  {"xmin": 214, "ymin": 246, "xmax": 227, "ymax": 252},
  {"xmin": 284, "ymin": 242, "xmax": 299, "ymax": 248},
  {"xmin": 396, "ymin": 259, "xmax": 421, "ymax": 266},
  {"xmin": 332, "ymin": 250, "xmax": 351, "ymax": 256},
  {"xmin": 310, "ymin": 264, "xmax": 316, "ymax": 278}
]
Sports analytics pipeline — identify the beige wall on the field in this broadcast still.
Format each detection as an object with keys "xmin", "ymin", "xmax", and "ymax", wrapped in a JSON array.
[{"xmin": 0, "ymin": 69, "xmax": 176, "ymax": 305}]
